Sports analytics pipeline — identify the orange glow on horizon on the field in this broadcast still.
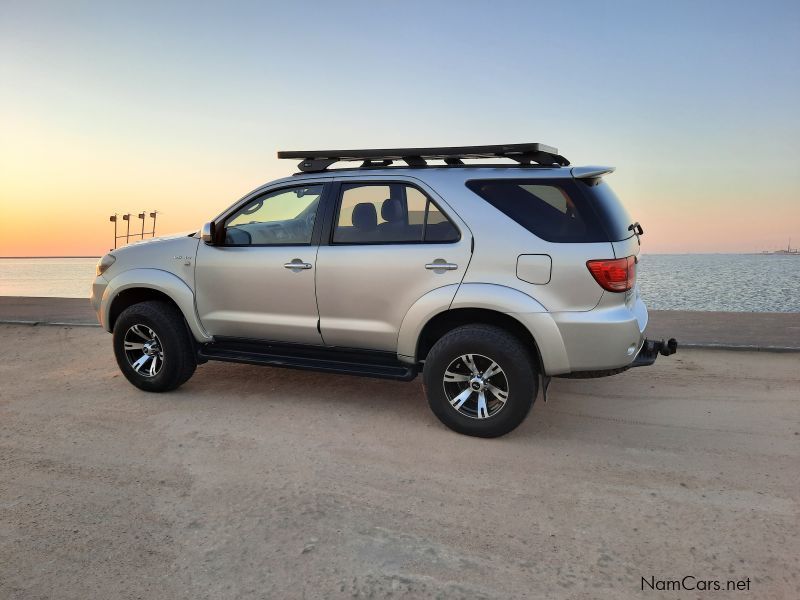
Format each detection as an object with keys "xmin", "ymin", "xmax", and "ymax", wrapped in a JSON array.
[
  {"xmin": 1, "ymin": 161, "xmax": 798, "ymax": 256},
  {"xmin": 1, "ymin": 114, "xmax": 798, "ymax": 257}
]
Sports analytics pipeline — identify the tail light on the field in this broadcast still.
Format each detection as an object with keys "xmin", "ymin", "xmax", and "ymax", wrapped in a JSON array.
[{"xmin": 586, "ymin": 256, "xmax": 636, "ymax": 292}]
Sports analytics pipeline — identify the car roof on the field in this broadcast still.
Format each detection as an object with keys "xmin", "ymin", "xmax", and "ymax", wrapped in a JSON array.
[{"xmin": 269, "ymin": 165, "xmax": 577, "ymax": 187}]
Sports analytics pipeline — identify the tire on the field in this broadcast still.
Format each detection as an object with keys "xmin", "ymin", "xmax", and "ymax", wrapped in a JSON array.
[
  {"xmin": 113, "ymin": 300, "xmax": 197, "ymax": 392},
  {"xmin": 423, "ymin": 324, "xmax": 538, "ymax": 438}
]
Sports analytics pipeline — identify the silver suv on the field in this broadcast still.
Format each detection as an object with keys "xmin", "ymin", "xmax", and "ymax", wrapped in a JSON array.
[{"xmin": 91, "ymin": 144, "xmax": 676, "ymax": 437}]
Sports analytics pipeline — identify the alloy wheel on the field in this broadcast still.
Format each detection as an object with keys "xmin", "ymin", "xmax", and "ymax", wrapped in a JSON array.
[
  {"xmin": 442, "ymin": 353, "xmax": 509, "ymax": 419},
  {"xmin": 123, "ymin": 324, "xmax": 164, "ymax": 377}
]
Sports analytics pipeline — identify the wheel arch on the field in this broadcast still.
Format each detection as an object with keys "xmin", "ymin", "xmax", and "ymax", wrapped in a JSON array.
[
  {"xmin": 416, "ymin": 308, "xmax": 545, "ymax": 373},
  {"xmin": 109, "ymin": 288, "xmax": 177, "ymax": 329},
  {"xmin": 397, "ymin": 283, "xmax": 571, "ymax": 375},
  {"xmin": 101, "ymin": 269, "xmax": 212, "ymax": 342}
]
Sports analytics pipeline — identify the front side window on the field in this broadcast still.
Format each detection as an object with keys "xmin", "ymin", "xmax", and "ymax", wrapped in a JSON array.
[
  {"xmin": 224, "ymin": 185, "xmax": 323, "ymax": 245},
  {"xmin": 333, "ymin": 182, "xmax": 459, "ymax": 244}
]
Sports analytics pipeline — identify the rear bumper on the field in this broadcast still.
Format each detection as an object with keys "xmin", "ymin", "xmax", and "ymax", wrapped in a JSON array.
[{"xmin": 550, "ymin": 295, "xmax": 648, "ymax": 373}]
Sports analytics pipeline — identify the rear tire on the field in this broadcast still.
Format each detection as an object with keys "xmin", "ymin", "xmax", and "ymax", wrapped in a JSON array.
[
  {"xmin": 423, "ymin": 324, "xmax": 538, "ymax": 438},
  {"xmin": 113, "ymin": 300, "xmax": 197, "ymax": 392}
]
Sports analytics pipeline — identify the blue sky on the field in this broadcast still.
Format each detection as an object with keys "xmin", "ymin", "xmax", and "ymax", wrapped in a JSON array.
[{"xmin": 1, "ymin": 0, "xmax": 799, "ymax": 254}]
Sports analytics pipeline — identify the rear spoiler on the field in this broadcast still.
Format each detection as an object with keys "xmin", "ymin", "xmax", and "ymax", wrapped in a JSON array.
[{"xmin": 571, "ymin": 166, "xmax": 615, "ymax": 179}]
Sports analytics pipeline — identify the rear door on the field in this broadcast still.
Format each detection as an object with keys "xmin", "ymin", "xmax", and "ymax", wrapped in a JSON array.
[
  {"xmin": 195, "ymin": 182, "xmax": 329, "ymax": 344},
  {"xmin": 315, "ymin": 178, "xmax": 471, "ymax": 351}
]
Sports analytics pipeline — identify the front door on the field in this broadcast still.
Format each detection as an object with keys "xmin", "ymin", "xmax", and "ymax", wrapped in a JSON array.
[
  {"xmin": 195, "ymin": 183, "xmax": 327, "ymax": 344},
  {"xmin": 315, "ymin": 180, "xmax": 472, "ymax": 351}
]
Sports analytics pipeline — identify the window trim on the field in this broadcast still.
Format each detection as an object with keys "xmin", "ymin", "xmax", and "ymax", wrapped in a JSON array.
[
  {"xmin": 326, "ymin": 180, "xmax": 461, "ymax": 246},
  {"xmin": 218, "ymin": 182, "xmax": 331, "ymax": 248}
]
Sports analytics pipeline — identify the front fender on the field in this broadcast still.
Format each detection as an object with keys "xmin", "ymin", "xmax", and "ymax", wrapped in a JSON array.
[{"xmin": 100, "ymin": 268, "xmax": 212, "ymax": 342}]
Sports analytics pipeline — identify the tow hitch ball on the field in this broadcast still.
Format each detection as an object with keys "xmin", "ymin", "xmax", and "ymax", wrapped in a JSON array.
[
  {"xmin": 632, "ymin": 337, "xmax": 678, "ymax": 368},
  {"xmin": 656, "ymin": 338, "xmax": 678, "ymax": 356}
]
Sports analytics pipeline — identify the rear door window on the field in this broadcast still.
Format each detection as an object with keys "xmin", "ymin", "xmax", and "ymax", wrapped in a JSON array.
[
  {"xmin": 466, "ymin": 178, "xmax": 633, "ymax": 243},
  {"xmin": 333, "ymin": 182, "xmax": 459, "ymax": 244}
]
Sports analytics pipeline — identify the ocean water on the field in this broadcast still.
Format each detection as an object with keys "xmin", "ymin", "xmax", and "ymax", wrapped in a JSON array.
[
  {"xmin": 0, "ymin": 254, "xmax": 798, "ymax": 312},
  {"xmin": 637, "ymin": 254, "xmax": 800, "ymax": 312},
  {"xmin": 0, "ymin": 258, "xmax": 98, "ymax": 298}
]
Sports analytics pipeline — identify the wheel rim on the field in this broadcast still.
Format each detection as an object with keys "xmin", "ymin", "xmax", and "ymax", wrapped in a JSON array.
[
  {"xmin": 442, "ymin": 353, "xmax": 509, "ymax": 419},
  {"xmin": 123, "ymin": 324, "xmax": 164, "ymax": 378}
]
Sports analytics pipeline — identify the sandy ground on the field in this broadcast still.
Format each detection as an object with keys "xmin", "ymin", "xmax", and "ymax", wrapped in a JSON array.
[{"xmin": 0, "ymin": 325, "xmax": 798, "ymax": 600}]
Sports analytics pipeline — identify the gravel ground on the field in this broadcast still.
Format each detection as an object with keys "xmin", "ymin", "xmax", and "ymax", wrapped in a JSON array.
[{"xmin": 0, "ymin": 324, "xmax": 798, "ymax": 599}]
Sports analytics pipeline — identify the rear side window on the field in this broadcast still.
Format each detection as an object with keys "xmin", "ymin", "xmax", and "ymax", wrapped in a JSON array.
[
  {"xmin": 466, "ymin": 178, "xmax": 633, "ymax": 243},
  {"xmin": 333, "ymin": 182, "xmax": 459, "ymax": 244}
]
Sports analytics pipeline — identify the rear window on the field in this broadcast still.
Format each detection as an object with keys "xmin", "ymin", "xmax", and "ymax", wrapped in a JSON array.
[
  {"xmin": 580, "ymin": 178, "xmax": 634, "ymax": 241},
  {"xmin": 466, "ymin": 178, "xmax": 633, "ymax": 243}
]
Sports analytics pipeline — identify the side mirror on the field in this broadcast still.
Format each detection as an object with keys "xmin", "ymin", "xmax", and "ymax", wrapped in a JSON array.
[{"xmin": 201, "ymin": 222, "xmax": 216, "ymax": 245}]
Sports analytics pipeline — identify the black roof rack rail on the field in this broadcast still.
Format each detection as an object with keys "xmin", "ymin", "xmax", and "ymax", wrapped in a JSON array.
[{"xmin": 277, "ymin": 143, "xmax": 569, "ymax": 173}]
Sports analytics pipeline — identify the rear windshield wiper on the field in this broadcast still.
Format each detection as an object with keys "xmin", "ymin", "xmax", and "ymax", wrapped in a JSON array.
[
  {"xmin": 628, "ymin": 222, "xmax": 644, "ymax": 236},
  {"xmin": 628, "ymin": 222, "xmax": 643, "ymax": 245}
]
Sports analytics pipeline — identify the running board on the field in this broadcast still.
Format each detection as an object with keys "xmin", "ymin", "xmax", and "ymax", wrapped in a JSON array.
[{"xmin": 198, "ymin": 339, "xmax": 418, "ymax": 381}]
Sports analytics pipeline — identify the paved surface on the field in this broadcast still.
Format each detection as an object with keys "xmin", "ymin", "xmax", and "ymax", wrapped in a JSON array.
[
  {"xmin": 0, "ymin": 296, "xmax": 96, "ymax": 326},
  {"xmin": 645, "ymin": 310, "xmax": 800, "ymax": 351},
  {"xmin": 1, "ymin": 296, "xmax": 799, "ymax": 350},
  {"xmin": 1, "ymin": 324, "xmax": 798, "ymax": 599}
]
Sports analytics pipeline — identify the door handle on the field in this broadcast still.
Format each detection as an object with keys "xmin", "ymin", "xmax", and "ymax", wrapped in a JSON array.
[
  {"xmin": 283, "ymin": 259, "xmax": 312, "ymax": 270},
  {"xmin": 425, "ymin": 261, "xmax": 458, "ymax": 271}
]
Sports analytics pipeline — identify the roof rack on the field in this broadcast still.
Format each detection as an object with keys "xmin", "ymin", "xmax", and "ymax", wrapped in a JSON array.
[{"xmin": 277, "ymin": 143, "xmax": 569, "ymax": 173}]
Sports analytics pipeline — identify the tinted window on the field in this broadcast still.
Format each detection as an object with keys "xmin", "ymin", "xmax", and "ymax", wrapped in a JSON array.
[
  {"xmin": 466, "ymin": 178, "xmax": 632, "ymax": 242},
  {"xmin": 333, "ymin": 183, "xmax": 459, "ymax": 244},
  {"xmin": 225, "ymin": 185, "xmax": 322, "ymax": 245},
  {"xmin": 425, "ymin": 202, "xmax": 459, "ymax": 242},
  {"xmin": 579, "ymin": 178, "xmax": 634, "ymax": 241}
]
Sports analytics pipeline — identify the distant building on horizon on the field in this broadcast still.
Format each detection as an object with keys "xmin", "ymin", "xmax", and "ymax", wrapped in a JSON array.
[{"xmin": 762, "ymin": 239, "xmax": 798, "ymax": 255}]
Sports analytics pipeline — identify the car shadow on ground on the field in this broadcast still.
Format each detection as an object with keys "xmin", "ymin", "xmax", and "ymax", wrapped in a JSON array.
[{"xmin": 155, "ymin": 360, "xmax": 619, "ymax": 442}]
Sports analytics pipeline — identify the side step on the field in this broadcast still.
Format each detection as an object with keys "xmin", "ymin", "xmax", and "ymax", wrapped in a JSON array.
[{"xmin": 198, "ymin": 338, "xmax": 418, "ymax": 381}]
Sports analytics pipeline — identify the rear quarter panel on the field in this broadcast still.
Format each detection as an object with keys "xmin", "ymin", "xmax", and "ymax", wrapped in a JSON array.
[{"xmin": 423, "ymin": 173, "xmax": 611, "ymax": 312}]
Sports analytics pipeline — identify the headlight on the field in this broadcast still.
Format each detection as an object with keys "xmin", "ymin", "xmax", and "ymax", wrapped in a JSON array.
[{"xmin": 96, "ymin": 254, "xmax": 116, "ymax": 276}]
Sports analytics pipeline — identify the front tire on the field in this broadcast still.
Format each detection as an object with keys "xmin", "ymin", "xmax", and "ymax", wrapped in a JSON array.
[
  {"xmin": 113, "ymin": 300, "xmax": 197, "ymax": 392},
  {"xmin": 423, "ymin": 325, "xmax": 538, "ymax": 438}
]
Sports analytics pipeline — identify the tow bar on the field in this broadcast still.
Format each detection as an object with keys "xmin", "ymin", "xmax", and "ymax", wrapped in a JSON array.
[{"xmin": 631, "ymin": 338, "xmax": 678, "ymax": 368}]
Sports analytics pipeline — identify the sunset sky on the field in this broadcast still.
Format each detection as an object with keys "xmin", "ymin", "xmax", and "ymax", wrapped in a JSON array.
[{"xmin": 1, "ymin": 0, "xmax": 798, "ymax": 256}]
